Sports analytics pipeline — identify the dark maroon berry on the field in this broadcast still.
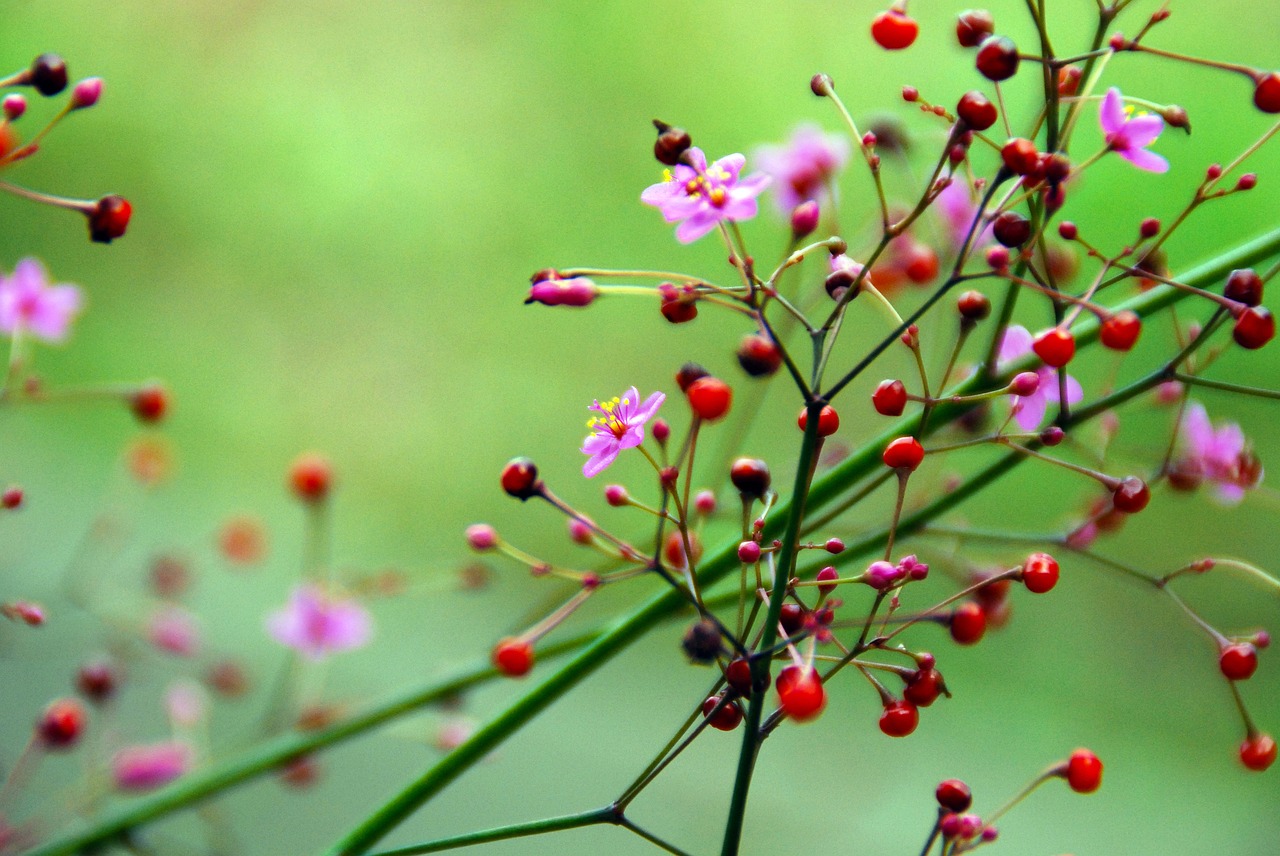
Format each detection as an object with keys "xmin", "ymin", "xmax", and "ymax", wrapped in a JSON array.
[{"xmin": 976, "ymin": 36, "xmax": 1019, "ymax": 81}]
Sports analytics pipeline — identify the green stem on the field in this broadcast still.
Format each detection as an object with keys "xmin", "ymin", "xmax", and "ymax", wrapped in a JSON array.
[{"xmin": 368, "ymin": 807, "xmax": 615, "ymax": 855}]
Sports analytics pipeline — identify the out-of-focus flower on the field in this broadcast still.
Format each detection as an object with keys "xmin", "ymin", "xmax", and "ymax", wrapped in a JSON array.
[
  {"xmin": 581, "ymin": 387, "xmax": 665, "ymax": 478},
  {"xmin": 1172, "ymin": 401, "xmax": 1263, "ymax": 503},
  {"xmin": 753, "ymin": 124, "xmax": 849, "ymax": 213},
  {"xmin": 933, "ymin": 179, "xmax": 993, "ymax": 252},
  {"xmin": 1099, "ymin": 87, "xmax": 1168, "ymax": 173},
  {"xmin": 112, "ymin": 740, "xmax": 192, "ymax": 792},
  {"xmin": 997, "ymin": 325, "xmax": 1083, "ymax": 430},
  {"xmin": 0, "ymin": 258, "xmax": 82, "ymax": 342},
  {"xmin": 149, "ymin": 607, "xmax": 201, "ymax": 657},
  {"xmin": 641, "ymin": 148, "xmax": 769, "ymax": 243},
  {"xmin": 266, "ymin": 585, "xmax": 372, "ymax": 660}
]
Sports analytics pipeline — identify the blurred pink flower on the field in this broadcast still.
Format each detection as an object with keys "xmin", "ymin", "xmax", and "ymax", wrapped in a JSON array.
[
  {"xmin": 149, "ymin": 607, "xmax": 201, "ymax": 657},
  {"xmin": 0, "ymin": 258, "xmax": 82, "ymax": 342},
  {"xmin": 1099, "ymin": 87, "xmax": 1168, "ymax": 173},
  {"xmin": 112, "ymin": 740, "xmax": 192, "ymax": 792},
  {"xmin": 581, "ymin": 387, "xmax": 664, "ymax": 478},
  {"xmin": 267, "ymin": 585, "xmax": 372, "ymax": 660},
  {"xmin": 997, "ymin": 325, "xmax": 1082, "ymax": 430},
  {"xmin": 641, "ymin": 148, "xmax": 769, "ymax": 243},
  {"xmin": 1173, "ymin": 401, "xmax": 1263, "ymax": 503},
  {"xmin": 753, "ymin": 124, "xmax": 849, "ymax": 213},
  {"xmin": 934, "ymin": 178, "xmax": 993, "ymax": 252}
]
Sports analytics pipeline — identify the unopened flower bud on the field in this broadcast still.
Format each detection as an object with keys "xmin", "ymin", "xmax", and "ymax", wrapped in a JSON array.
[
  {"xmin": 465, "ymin": 524, "xmax": 497, "ymax": 551},
  {"xmin": 604, "ymin": 484, "xmax": 628, "ymax": 506},
  {"xmin": 1009, "ymin": 371, "xmax": 1040, "ymax": 397},
  {"xmin": 790, "ymin": 200, "xmax": 819, "ymax": 239},
  {"xmin": 652, "ymin": 120, "xmax": 692, "ymax": 166},
  {"xmin": 69, "ymin": 77, "xmax": 102, "ymax": 110},
  {"xmin": 2, "ymin": 94, "xmax": 26, "ymax": 120},
  {"xmin": 694, "ymin": 490, "xmax": 716, "ymax": 515}
]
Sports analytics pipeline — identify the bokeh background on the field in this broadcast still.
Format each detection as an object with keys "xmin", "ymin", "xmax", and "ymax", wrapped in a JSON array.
[{"xmin": 1, "ymin": 0, "xmax": 1278, "ymax": 853}]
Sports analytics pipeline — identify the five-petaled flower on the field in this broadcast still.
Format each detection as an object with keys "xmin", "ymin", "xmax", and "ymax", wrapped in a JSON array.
[
  {"xmin": 1099, "ymin": 87, "xmax": 1168, "ymax": 173},
  {"xmin": 0, "ymin": 258, "xmax": 82, "ymax": 343},
  {"xmin": 641, "ymin": 148, "xmax": 769, "ymax": 243},
  {"xmin": 752, "ymin": 124, "xmax": 849, "ymax": 214},
  {"xmin": 998, "ymin": 325, "xmax": 1083, "ymax": 430},
  {"xmin": 580, "ymin": 386, "xmax": 664, "ymax": 478},
  {"xmin": 266, "ymin": 584, "xmax": 372, "ymax": 660},
  {"xmin": 1172, "ymin": 401, "xmax": 1263, "ymax": 503}
]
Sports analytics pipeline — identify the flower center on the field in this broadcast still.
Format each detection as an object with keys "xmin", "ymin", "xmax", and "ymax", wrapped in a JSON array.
[{"xmin": 587, "ymin": 396, "xmax": 630, "ymax": 438}]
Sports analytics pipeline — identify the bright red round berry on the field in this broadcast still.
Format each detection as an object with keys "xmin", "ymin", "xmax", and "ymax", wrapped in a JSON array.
[
  {"xmin": 88, "ymin": 195, "xmax": 132, "ymax": 244},
  {"xmin": 936, "ymin": 778, "xmax": 973, "ymax": 812},
  {"xmin": 902, "ymin": 243, "xmax": 940, "ymax": 284},
  {"xmin": 289, "ymin": 453, "xmax": 332, "ymax": 504},
  {"xmin": 1099, "ymin": 311, "xmax": 1142, "ymax": 351},
  {"xmin": 1219, "ymin": 643, "xmax": 1259, "ymax": 681},
  {"xmin": 976, "ymin": 35, "xmax": 1019, "ymax": 81},
  {"xmin": 132, "ymin": 383, "xmax": 168, "ymax": 423},
  {"xmin": 1225, "ymin": 269, "xmax": 1264, "ymax": 307},
  {"xmin": 878, "ymin": 699, "xmax": 919, "ymax": 737},
  {"xmin": 1111, "ymin": 476, "xmax": 1150, "ymax": 514},
  {"xmin": 956, "ymin": 90, "xmax": 998, "ymax": 131},
  {"xmin": 492, "ymin": 638, "xmax": 534, "ymax": 677},
  {"xmin": 871, "ymin": 8, "xmax": 919, "ymax": 50},
  {"xmin": 872, "ymin": 379, "xmax": 907, "ymax": 416},
  {"xmin": 701, "ymin": 695, "xmax": 744, "ymax": 731},
  {"xmin": 776, "ymin": 665, "xmax": 826, "ymax": 722},
  {"xmin": 904, "ymin": 668, "xmax": 945, "ymax": 707},
  {"xmin": 1032, "ymin": 327, "xmax": 1075, "ymax": 367},
  {"xmin": 730, "ymin": 457, "xmax": 771, "ymax": 499},
  {"xmin": 883, "ymin": 436, "xmax": 924, "ymax": 471},
  {"xmin": 1001, "ymin": 138, "xmax": 1039, "ymax": 175},
  {"xmin": 1022, "ymin": 552, "xmax": 1060, "ymax": 594},
  {"xmin": 1240, "ymin": 733, "xmax": 1277, "ymax": 771},
  {"xmin": 1233, "ymin": 306, "xmax": 1275, "ymax": 349},
  {"xmin": 37, "ymin": 698, "xmax": 86, "ymax": 750},
  {"xmin": 501, "ymin": 457, "xmax": 540, "ymax": 500},
  {"xmin": 798, "ymin": 405, "xmax": 840, "ymax": 437},
  {"xmin": 726, "ymin": 658, "xmax": 755, "ymax": 696},
  {"xmin": 1065, "ymin": 749, "xmax": 1103, "ymax": 793},
  {"xmin": 1253, "ymin": 72, "xmax": 1280, "ymax": 114},
  {"xmin": 687, "ymin": 376, "xmax": 733, "ymax": 420},
  {"xmin": 950, "ymin": 602, "xmax": 987, "ymax": 645},
  {"xmin": 992, "ymin": 211, "xmax": 1031, "ymax": 247},
  {"xmin": 955, "ymin": 10, "xmax": 994, "ymax": 47},
  {"xmin": 957, "ymin": 290, "xmax": 991, "ymax": 322}
]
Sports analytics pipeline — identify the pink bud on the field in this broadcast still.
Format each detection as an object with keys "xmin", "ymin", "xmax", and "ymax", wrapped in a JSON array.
[
  {"xmin": 604, "ymin": 484, "xmax": 628, "ymax": 506},
  {"xmin": 652, "ymin": 418, "xmax": 670, "ymax": 443},
  {"xmin": 568, "ymin": 518, "xmax": 593, "ymax": 545},
  {"xmin": 2, "ymin": 94, "xmax": 26, "ymax": 120},
  {"xmin": 824, "ymin": 537, "xmax": 845, "ymax": 554},
  {"xmin": 816, "ymin": 566, "xmax": 839, "ymax": 595},
  {"xmin": 865, "ymin": 560, "xmax": 902, "ymax": 589},
  {"xmin": 465, "ymin": 523, "xmax": 498, "ymax": 551},
  {"xmin": 149, "ymin": 607, "xmax": 201, "ymax": 657},
  {"xmin": 790, "ymin": 200, "xmax": 820, "ymax": 239},
  {"xmin": 694, "ymin": 490, "xmax": 717, "ymax": 515},
  {"xmin": 738, "ymin": 541, "xmax": 761, "ymax": 563},
  {"xmin": 70, "ymin": 77, "xmax": 103, "ymax": 110},
  {"xmin": 3, "ymin": 600, "xmax": 45, "ymax": 626},
  {"xmin": 1009, "ymin": 371, "xmax": 1040, "ymax": 397},
  {"xmin": 525, "ymin": 276, "xmax": 598, "ymax": 307},
  {"xmin": 112, "ymin": 741, "xmax": 192, "ymax": 792},
  {"xmin": 986, "ymin": 246, "xmax": 1010, "ymax": 269},
  {"xmin": 1237, "ymin": 173, "xmax": 1258, "ymax": 191}
]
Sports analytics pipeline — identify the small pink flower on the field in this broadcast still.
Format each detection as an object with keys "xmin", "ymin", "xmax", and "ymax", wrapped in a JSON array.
[
  {"xmin": 0, "ymin": 258, "xmax": 82, "ymax": 343},
  {"xmin": 266, "ymin": 585, "xmax": 372, "ymax": 660},
  {"xmin": 1173, "ymin": 401, "xmax": 1263, "ymax": 503},
  {"xmin": 997, "ymin": 325, "xmax": 1083, "ymax": 430},
  {"xmin": 112, "ymin": 740, "xmax": 192, "ymax": 792},
  {"xmin": 1099, "ymin": 87, "xmax": 1168, "ymax": 173},
  {"xmin": 641, "ymin": 148, "xmax": 770, "ymax": 243},
  {"xmin": 149, "ymin": 607, "xmax": 201, "ymax": 657},
  {"xmin": 580, "ymin": 386, "xmax": 665, "ymax": 478},
  {"xmin": 933, "ymin": 178, "xmax": 994, "ymax": 252},
  {"xmin": 753, "ymin": 124, "xmax": 849, "ymax": 213},
  {"xmin": 165, "ymin": 680, "xmax": 207, "ymax": 728}
]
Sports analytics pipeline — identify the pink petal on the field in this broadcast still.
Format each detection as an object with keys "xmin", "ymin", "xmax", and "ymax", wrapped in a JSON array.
[
  {"xmin": 997, "ymin": 325, "xmax": 1034, "ymax": 367},
  {"xmin": 583, "ymin": 447, "xmax": 619, "ymax": 478},
  {"xmin": 1119, "ymin": 146, "xmax": 1168, "ymax": 174},
  {"xmin": 633, "ymin": 391, "xmax": 665, "ymax": 423},
  {"xmin": 1013, "ymin": 392, "xmax": 1048, "ymax": 431},
  {"xmin": 675, "ymin": 209, "xmax": 722, "ymax": 243},
  {"xmin": 1121, "ymin": 114, "xmax": 1164, "ymax": 148},
  {"xmin": 1180, "ymin": 402, "xmax": 1213, "ymax": 454},
  {"xmin": 1100, "ymin": 88, "xmax": 1126, "ymax": 136}
]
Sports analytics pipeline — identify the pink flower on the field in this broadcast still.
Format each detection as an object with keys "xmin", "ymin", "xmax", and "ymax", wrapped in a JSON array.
[
  {"xmin": 266, "ymin": 585, "xmax": 372, "ymax": 660},
  {"xmin": 580, "ymin": 386, "xmax": 664, "ymax": 478},
  {"xmin": 112, "ymin": 741, "xmax": 192, "ymax": 792},
  {"xmin": 0, "ymin": 258, "xmax": 82, "ymax": 342},
  {"xmin": 1173, "ymin": 401, "xmax": 1263, "ymax": 504},
  {"xmin": 933, "ymin": 178, "xmax": 994, "ymax": 252},
  {"xmin": 1099, "ymin": 87, "xmax": 1168, "ymax": 173},
  {"xmin": 641, "ymin": 148, "xmax": 770, "ymax": 243},
  {"xmin": 997, "ymin": 325, "xmax": 1083, "ymax": 430},
  {"xmin": 149, "ymin": 607, "xmax": 201, "ymax": 657},
  {"xmin": 753, "ymin": 124, "xmax": 849, "ymax": 213}
]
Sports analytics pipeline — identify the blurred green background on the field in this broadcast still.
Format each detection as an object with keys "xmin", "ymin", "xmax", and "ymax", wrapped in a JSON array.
[{"xmin": 1, "ymin": 0, "xmax": 1278, "ymax": 853}]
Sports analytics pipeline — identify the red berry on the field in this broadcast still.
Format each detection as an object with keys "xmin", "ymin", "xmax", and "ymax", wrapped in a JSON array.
[
  {"xmin": 950, "ymin": 602, "xmax": 987, "ymax": 645},
  {"xmin": 701, "ymin": 695, "xmax": 744, "ymax": 731},
  {"xmin": 492, "ymin": 638, "xmax": 534, "ymax": 677},
  {"xmin": 2, "ymin": 486, "xmax": 22, "ymax": 509},
  {"xmin": 1225, "ymin": 269, "xmax": 1264, "ymax": 307},
  {"xmin": 76, "ymin": 660, "xmax": 120, "ymax": 704},
  {"xmin": 976, "ymin": 35, "xmax": 1019, "ymax": 81},
  {"xmin": 737, "ymin": 334, "xmax": 782, "ymax": 377},
  {"xmin": 500, "ymin": 457, "xmax": 540, "ymax": 500},
  {"xmin": 1111, "ymin": 476, "xmax": 1150, "ymax": 514},
  {"xmin": 904, "ymin": 668, "xmax": 945, "ymax": 707},
  {"xmin": 1240, "ymin": 733, "xmax": 1277, "ymax": 771},
  {"xmin": 730, "ymin": 457, "xmax": 771, "ymax": 499},
  {"xmin": 1100, "ymin": 311, "xmax": 1142, "ymax": 351},
  {"xmin": 289, "ymin": 453, "xmax": 332, "ymax": 503},
  {"xmin": 779, "ymin": 602, "xmax": 805, "ymax": 635},
  {"xmin": 797, "ymin": 405, "xmax": 840, "ymax": 437},
  {"xmin": 879, "ymin": 699, "xmax": 919, "ymax": 737},
  {"xmin": 883, "ymin": 436, "xmax": 924, "ymax": 471},
  {"xmin": 902, "ymin": 243, "xmax": 940, "ymax": 284},
  {"xmin": 653, "ymin": 122, "xmax": 692, "ymax": 166},
  {"xmin": 659, "ymin": 289, "xmax": 697, "ymax": 323},
  {"xmin": 132, "ymin": 383, "xmax": 168, "ymax": 423},
  {"xmin": 872, "ymin": 379, "xmax": 907, "ymax": 416},
  {"xmin": 871, "ymin": 8, "xmax": 919, "ymax": 50},
  {"xmin": 957, "ymin": 290, "xmax": 991, "ymax": 321},
  {"xmin": 1233, "ymin": 306, "xmax": 1275, "ymax": 349},
  {"xmin": 1001, "ymin": 138, "xmax": 1039, "ymax": 175},
  {"xmin": 1022, "ymin": 552, "xmax": 1060, "ymax": 594},
  {"xmin": 1219, "ymin": 643, "xmax": 1259, "ymax": 681},
  {"xmin": 956, "ymin": 91, "xmax": 997, "ymax": 131},
  {"xmin": 87, "ymin": 195, "xmax": 132, "ymax": 243},
  {"xmin": 1032, "ymin": 327, "xmax": 1075, "ymax": 367},
  {"xmin": 776, "ymin": 665, "xmax": 826, "ymax": 722},
  {"xmin": 687, "ymin": 377, "xmax": 733, "ymax": 420},
  {"xmin": 675, "ymin": 363, "xmax": 709, "ymax": 392},
  {"xmin": 665, "ymin": 530, "xmax": 702, "ymax": 569},
  {"xmin": 936, "ymin": 778, "xmax": 973, "ymax": 811},
  {"xmin": 37, "ymin": 698, "xmax": 86, "ymax": 749},
  {"xmin": 955, "ymin": 10, "xmax": 995, "ymax": 48},
  {"xmin": 1065, "ymin": 749, "xmax": 1103, "ymax": 793},
  {"xmin": 1058, "ymin": 66, "xmax": 1082, "ymax": 96},
  {"xmin": 1139, "ymin": 217, "xmax": 1161, "ymax": 239},
  {"xmin": 1254, "ymin": 72, "xmax": 1280, "ymax": 114},
  {"xmin": 726, "ymin": 658, "xmax": 755, "ymax": 696},
  {"xmin": 992, "ymin": 211, "xmax": 1031, "ymax": 247}
]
